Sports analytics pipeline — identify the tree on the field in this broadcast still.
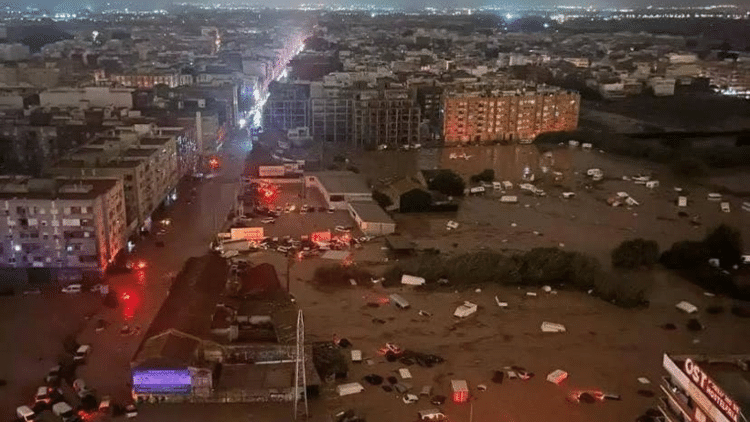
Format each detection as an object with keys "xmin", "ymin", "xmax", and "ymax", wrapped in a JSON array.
[
  {"xmin": 427, "ymin": 171, "xmax": 465, "ymax": 197},
  {"xmin": 470, "ymin": 169, "xmax": 495, "ymax": 184},
  {"xmin": 611, "ymin": 239, "xmax": 660, "ymax": 269},
  {"xmin": 703, "ymin": 224, "xmax": 742, "ymax": 269},
  {"xmin": 372, "ymin": 191, "xmax": 392, "ymax": 209}
]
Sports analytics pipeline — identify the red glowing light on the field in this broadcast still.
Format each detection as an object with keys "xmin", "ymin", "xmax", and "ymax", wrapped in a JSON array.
[
  {"xmin": 208, "ymin": 157, "xmax": 220, "ymax": 169},
  {"xmin": 136, "ymin": 260, "xmax": 147, "ymax": 270},
  {"xmin": 453, "ymin": 391, "xmax": 469, "ymax": 404},
  {"xmin": 120, "ymin": 290, "xmax": 141, "ymax": 321}
]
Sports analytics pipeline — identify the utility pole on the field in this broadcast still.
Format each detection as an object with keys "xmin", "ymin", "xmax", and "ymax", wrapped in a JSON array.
[{"xmin": 286, "ymin": 255, "xmax": 292, "ymax": 293}]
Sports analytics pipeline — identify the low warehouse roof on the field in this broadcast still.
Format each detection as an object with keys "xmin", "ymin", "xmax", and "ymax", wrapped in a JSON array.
[
  {"xmin": 309, "ymin": 171, "xmax": 371, "ymax": 195},
  {"xmin": 348, "ymin": 201, "xmax": 394, "ymax": 224}
]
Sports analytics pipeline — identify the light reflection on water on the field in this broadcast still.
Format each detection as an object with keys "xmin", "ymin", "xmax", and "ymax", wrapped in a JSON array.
[{"xmin": 361, "ymin": 145, "xmax": 574, "ymax": 184}]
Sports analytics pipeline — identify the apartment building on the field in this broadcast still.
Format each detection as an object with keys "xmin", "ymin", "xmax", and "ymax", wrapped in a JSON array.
[
  {"xmin": 702, "ymin": 61, "xmax": 750, "ymax": 94},
  {"xmin": 310, "ymin": 83, "xmax": 355, "ymax": 145},
  {"xmin": 263, "ymin": 82, "xmax": 311, "ymax": 132},
  {"xmin": 48, "ymin": 128, "xmax": 179, "ymax": 233},
  {"xmin": 111, "ymin": 70, "xmax": 188, "ymax": 89},
  {"xmin": 352, "ymin": 88, "xmax": 421, "ymax": 148},
  {"xmin": 443, "ymin": 85, "xmax": 580, "ymax": 144},
  {"xmin": 0, "ymin": 177, "xmax": 126, "ymax": 281}
]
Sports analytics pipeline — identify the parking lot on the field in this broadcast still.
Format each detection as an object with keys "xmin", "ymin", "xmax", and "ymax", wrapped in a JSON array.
[{"xmin": 236, "ymin": 183, "xmax": 360, "ymax": 240}]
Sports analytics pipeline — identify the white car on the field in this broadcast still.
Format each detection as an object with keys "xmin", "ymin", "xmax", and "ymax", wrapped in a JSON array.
[
  {"xmin": 335, "ymin": 226, "xmax": 351, "ymax": 233},
  {"xmin": 260, "ymin": 217, "xmax": 276, "ymax": 224},
  {"xmin": 35, "ymin": 386, "xmax": 51, "ymax": 404},
  {"xmin": 74, "ymin": 345, "xmax": 91, "ymax": 363},
  {"xmin": 126, "ymin": 404, "xmax": 138, "ymax": 418},
  {"xmin": 61, "ymin": 284, "xmax": 81, "ymax": 294}
]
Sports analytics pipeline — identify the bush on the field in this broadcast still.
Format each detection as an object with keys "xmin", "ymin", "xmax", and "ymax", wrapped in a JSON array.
[
  {"xmin": 312, "ymin": 265, "xmax": 373, "ymax": 288},
  {"xmin": 611, "ymin": 239, "xmax": 660, "ymax": 269},
  {"xmin": 470, "ymin": 169, "xmax": 495, "ymax": 184},
  {"xmin": 427, "ymin": 171, "xmax": 465, "ymax": 197},
  {"xmin": 703, "ymin": 224, "xmax": 742, "ymax": 269},
  {"xmin": 660, "ymin": 241, "xmax": 710, "ymax": 269},
  {"xmin": 593, "ymin": 271, "xmax": 650, "ymax": 309}
]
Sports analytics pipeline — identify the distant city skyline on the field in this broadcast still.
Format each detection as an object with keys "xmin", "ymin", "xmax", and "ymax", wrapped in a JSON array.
[{"xmin": 20, "ymin": 0, "xmax": 750, "ymax": 13}]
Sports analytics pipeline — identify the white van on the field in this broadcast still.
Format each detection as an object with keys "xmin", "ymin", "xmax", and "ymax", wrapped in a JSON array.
[
  {"xmin": 16, "ymin": 406, "xmax": 35, "ymax": 422},
  {"xmin": 418, "ymin": 409, "xmax": 447, "ymax": 421},
  {"xmin": 61, "ymin": 284, "xmax": 81, "ymax": 294}
]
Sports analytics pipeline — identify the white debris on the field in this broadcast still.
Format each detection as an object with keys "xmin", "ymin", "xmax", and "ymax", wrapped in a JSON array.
[
  {"xmin": 351, "ymin": 350, "xmax": 362, "ymax": 363},
  {"xmin": 510, "ymin": 222, "xmax": 517, "ymax": 227},
  {"xmin": 637, "ymin": 377, "xmax": 651, "ymax": 385},
  {"xmin": 526, "ymin": 292, "xmax": 537, "ymax": 297},
  {"xmin": 547, "ymin": 369, "xmax": 568, "ymax": 385},
  {"xmin": 558, "ymin": 243, "xmax": 565, "ymax": 248},
  {"xmin": 495, "ymin": 296, "xmax": 508, "ymax": 308},
  {"xmin": 477, "ymin": 384, "xmax": 488, "ymax": 391},
  {"xmin": 500, "ymin": 195, "xmax": 518, "ymax": 204},
  {"xmin": 676, "ymin": 301, "xmax": 698, "ymax": 314},
  {"xmin": 454, "ymin": 301, "xmax": 478, "ymax": 318},
  {"xmin": 446, "ymin": 220, "xmax": 459, "ymax": 230},
  {"xmin": 474, "ymin": 288, "xmax": 482, "ymax": 293},
  {"xmin": 401, "ymin": 274, "xmax": 426, "ymax": 286},
  {"xmin": 562, "ymin": 192, "xmax": 576, "ymax": 199},
  {"xmin": 542, "ymin": 285, "xmax": 552, "ymax": 293},
  {"xmin": 541, "ymin": 322, "xmax": 567, "ymax": 333},
  {"xmin": 703, "ymin": 292, "xmax": 715, "ymax": 297},
  {"xmin": 399, "ymin": 368, "xmax": 413, "ymax": 379},
  {"xmin": 336, "ymin": 382, "xmax": 365, "ymax": 396},
  {"xmin": 349, "ymin": 279, "xmax": 357, "ymax": 286}
]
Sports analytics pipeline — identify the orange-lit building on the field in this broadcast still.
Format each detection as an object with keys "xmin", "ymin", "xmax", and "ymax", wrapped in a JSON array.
[
  {"xmin": 110, "ymin": 71, "xmax": 189, "ymax": 89},
  {"xmin": 442, "ymin": 86, "xmax": 580, "ymax": 144}
]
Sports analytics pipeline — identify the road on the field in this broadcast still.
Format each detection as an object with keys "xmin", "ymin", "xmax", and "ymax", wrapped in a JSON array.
[{"xmin": 75, "ymin": 131, "xmax": 249, "ymax": 405}]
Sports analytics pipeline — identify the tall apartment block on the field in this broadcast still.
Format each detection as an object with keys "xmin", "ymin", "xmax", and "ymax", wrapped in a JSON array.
[
  {"xmin": 263, "ymin": 82, "xmax": 311, "ymax": 131},
  {"xmin": 0, "ymin": 177, "xmax": 127, "ymax": 282},
  {"xmin": 352, "ymin": 89, "xmax": 421, "ymax": 148},
  {"xmin": 443, "ymin": 86, "xmax": 580, "ymax": 144},
  {"xmin": 310, "ymin": 83, "xmax": 355, "ymax": 145},
  {"xmin": 49, "ymin": 127, "xmax": 179, "ymax": 234}
]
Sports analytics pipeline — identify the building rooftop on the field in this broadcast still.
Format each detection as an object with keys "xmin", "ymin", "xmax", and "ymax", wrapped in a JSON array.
[
  {"xmin": 0, "ymin": 177, "xmax": 118, "ymax": 201},
  {"xmin": 310, "ymin": 171, "xmax": 371, "ymax": 195},
  {"xmin": 348, "ymin": 201, "xmax": 394, "ymax": 224}
]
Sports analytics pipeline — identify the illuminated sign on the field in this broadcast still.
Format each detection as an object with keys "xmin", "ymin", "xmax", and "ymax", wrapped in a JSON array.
[
  {"xmin": 132, "ymin": 369, "xmax": 191, "ymax": 394},
  {"xmin": 230, "ymin": 227, "xmax": 264, "ymax": 241},
  {"xmin": 684, "ymin": 358, "xmax": 740, "ymax": 422},
  {"xmin": 258, "ymin": 165, "xmax": 285, "ymax": 177}
]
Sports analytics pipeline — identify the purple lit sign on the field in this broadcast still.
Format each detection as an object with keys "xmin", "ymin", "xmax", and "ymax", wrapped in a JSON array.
[{"xmin": 132, "ymin": 369, "xmax": 192, "ymax": 394}]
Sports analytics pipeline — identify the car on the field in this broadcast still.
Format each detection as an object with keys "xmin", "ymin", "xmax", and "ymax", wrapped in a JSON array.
[
  {"xmin": 335, "ymin": 226, "xmax": 351, "ymax": 233},
  {"xmin": 61, "ymin": 284, "xmax": 82, "ymax": 294},
  {"xmin": 45, "ymin": 366, "xmax": 60, "ymax": 385},
  {"xmin": 327, "ymin": 207, "xmax": 335, "ymax": 213},
  {"xmin": 155, "ymin": 229, "xmax": 167, "ymax": 236},
  {"xmin": 99, "ymin": 396, "xmax": 111, "ymax": 413},
  {"xmin": 403, "ymin": 393, "xmax": 419, "ymax": 404},
  {"xmin": 35, "ymin": 386, "xmax": 51, "ymax": 404},
  {"xmin": 126, "ymin": 260, "xmax": 147, "ymax": 270},
  {"xmin": 261, "ymin": 217, "xmax": 276, "ymax": 224},
  {"xmin": 90, "ymin": 284, "xmax": 108, "ymax": 294},
  {"xmin": 23, "ymin": 287, "xmax": 41, "ymax": 295},
  {"xmin": 125, "ymin": 404, "xmax": 138, "ymax": 418},
  {"xmin": 73, "ymin": 345, "xmax": 91, "ymax": 363}
]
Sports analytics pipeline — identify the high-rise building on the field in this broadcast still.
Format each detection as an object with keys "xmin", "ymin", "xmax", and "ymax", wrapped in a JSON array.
[
  {"xmin": 352, "ymin": 88, "xmax": 421, "ymax": 148},
  {"xmin": 0, "ymin": 177, "xmax": 127, "ymax": 281},
  {"xmin": 443, "ymin": 85, "xmax": 580, "ymax": 144},
  {"xmin": 263, "ymin": 82, "xmax": 311, "ymax": 132}
]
